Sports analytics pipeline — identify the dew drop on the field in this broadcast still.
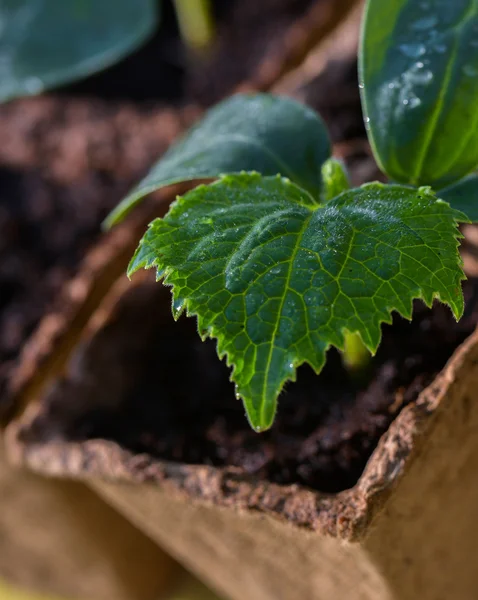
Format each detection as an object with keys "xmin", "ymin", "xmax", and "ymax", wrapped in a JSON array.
[
  {"xmin": 433, "ymin": 43, "xmax": 447, "ymax": 54},
  {"xmin": 172, "ymin": 298, "xmax": 185, "ymax": 319},
  {"xmin": 388, "ymin": 82, "xmax": 396, "ymax": 89},
  {"xmin": 416, "ymin": 61, "xmax": 424, "ymax": 69},
  {"xmin": 463, "ymin": 64, "xmax": 478, "ymax": 77},
  {"xmin": 24, "ymin": 76, "xmax": 43, "ymax": 94},
  {"xmin": 358, "ymin": 82, "xmax": 365, "ymax": 89},
  {"xmin": 288, "ymin": 363, "xmax": 294, "ymax": 370},
  {"xmin": 411, "ymin": 15, "xmax": 438, "ymax": 31},
  {"xmin": 399, "ymin": 43, "xmax": 426, "ymax": 58},
  {"xmin": 412, "ymin": 69, "xmax": 433, "ymax": 84},
  {"xmin": 408, "ymin": 96, "xmax": 422, "ymax": 108}
]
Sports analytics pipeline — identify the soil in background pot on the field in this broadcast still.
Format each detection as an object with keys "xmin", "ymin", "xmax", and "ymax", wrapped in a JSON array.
[{"xmin": 0, "ymin": 0, "xmax": 322, "ymax": 402}]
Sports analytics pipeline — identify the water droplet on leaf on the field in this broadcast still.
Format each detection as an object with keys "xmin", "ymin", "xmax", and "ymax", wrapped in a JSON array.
[
  {"xmin": 24, "ymin": 76, "xmax": 44, "ymax": 94},
  {"xmin": 432, "ymin": 43, "xmax": 447, "ymax": 54},
  {"xmin": 399, "ymin": 43, "xmax": 426, "ymax": 58},
  {"xmin": 172, "ymin": 298, "xmax": 185, "ymax": 319},
  {"xmin": 463, "ymin": 64, "xmax": 478, "ymax": 77},
  {"xmin": 411, "ymin": 15, "xmax": 438, "ymax": 31},
  {"xmin": 407, "ymin": 96, "xmax": 421, "ymax": 108}
]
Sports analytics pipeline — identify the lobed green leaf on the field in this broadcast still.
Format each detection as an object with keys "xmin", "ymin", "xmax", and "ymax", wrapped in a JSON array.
[
  {"xmin": 360, "ymin": 0, "xmax": 478, "ymax": 188},
  {"xmin": 0, "ymin": 0, "xmax": 157, "ymax": 103},
  {"xmin": 105, "ymin": 94, "xmax": 331, "ymax": 227},
  {"xmin": 129, "ymin": 173, "xmax": 466, "ymax": 431}
]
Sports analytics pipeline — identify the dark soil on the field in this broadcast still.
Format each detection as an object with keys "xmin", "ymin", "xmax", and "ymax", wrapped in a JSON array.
[
  {"xmin": 0, "ymin": 0, "xmax": 319, "ymax": 403},
  {"xmin": 56, "ymin": 277, "xmax": 478, "ymax": 494}
]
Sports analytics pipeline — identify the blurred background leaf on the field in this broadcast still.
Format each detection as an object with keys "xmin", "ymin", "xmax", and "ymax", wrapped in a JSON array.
[{"xmin": 0, "ymin": 0, "xmax": 158, "ymax": 102}]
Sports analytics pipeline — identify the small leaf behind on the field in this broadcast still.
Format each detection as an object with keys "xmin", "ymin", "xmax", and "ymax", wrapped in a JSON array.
[
  {"xmin": 105, "ymin": 94, "xmax": 331, "ymax": 227},
  {"xmin": 440, "ymin": 173, "xmax": 478, "ymax": 221},
  {"xmin": 360, "ymin": 0, "xmax": 478, "ymax": 188},
  {"xmin": 0, "ymin": 0, "xmax": 157, "ymax": 102},
  {"xmin": 130, "ymin": 174, "xmax": 466, "ymax": 431}
]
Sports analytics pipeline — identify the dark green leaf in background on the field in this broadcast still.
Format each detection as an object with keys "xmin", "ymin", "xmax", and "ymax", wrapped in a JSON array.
[
  {"xmin": 0, "ymin": 0, "xmax": 157, "ymax": 102},
  {"xmin": 129, "ymin": 173, "xmax": 466, "ymax": 431},
  {"xmin": 360, "ymin": 0, "xmax": 478, "ymax": 188},
  {"xmin": 439, "ymin": 172, "xmax": 478, "ymax": 221},
  {"xmin": 105, "ymin": 94, "xmax": 331, "ymax": 227}
]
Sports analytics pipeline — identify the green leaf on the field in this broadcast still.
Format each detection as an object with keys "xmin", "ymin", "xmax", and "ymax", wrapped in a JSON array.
[
  {"xmin": 321, "ymin": 158, "xmax": 350, "ymax": 202},
  {"xmin": 129, "ymin": 173, "xmax": 466, "ymax": 431},
  {"xmin": 360, "ymin": 0, "xmax": 478, "ymax": 188},
  {"xmin": 439, "ymin": 173, "xmax": 478, "ymax": 221},
  {"xmin": 0, "ymin": 0, "xmax": 157, "ymax": 103},
  {"xmin": 105, "ymin": 94, "xmax": 331, "ymax": 227}
]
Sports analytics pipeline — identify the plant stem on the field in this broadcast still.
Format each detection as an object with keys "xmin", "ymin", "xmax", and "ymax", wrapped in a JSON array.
[
  {"xmin": 173, "ymin": 0, "xmax": 215, "ymax": 55},
  {"xmin": 342, "ymin": 332, "xmax": 371, "ymax": 373}
]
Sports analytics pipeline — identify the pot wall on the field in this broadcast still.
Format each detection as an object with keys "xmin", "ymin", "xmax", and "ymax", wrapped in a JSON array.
[{"xmin": 0, "ymin": 445, "xmax": 176, "ymax": 600}]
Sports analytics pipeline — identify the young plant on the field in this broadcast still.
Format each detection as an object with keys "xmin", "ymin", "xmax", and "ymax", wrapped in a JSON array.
[{"xmin": 107, "ymin": 0, "xmax": 478, "ymax": 432}]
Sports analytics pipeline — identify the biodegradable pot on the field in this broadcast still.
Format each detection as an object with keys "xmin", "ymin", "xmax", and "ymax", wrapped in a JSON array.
[
  {"xmin": 5, "ymin": 265, "xmax": 478, "ymax": 600},
  {"xmin": 0, "ymin": 443, "xmax": 177, "ymax": 600}
]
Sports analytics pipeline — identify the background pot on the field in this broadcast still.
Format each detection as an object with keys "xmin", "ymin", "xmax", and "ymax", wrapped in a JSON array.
[{"xmin": 0, "ymin": 444, "xmax": 177, "ymax": 600}]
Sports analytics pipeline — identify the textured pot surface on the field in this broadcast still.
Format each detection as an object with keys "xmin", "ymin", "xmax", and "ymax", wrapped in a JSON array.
[{"xmin": 0, "ymin": 444, "xmax": 176, "ymax": 600}]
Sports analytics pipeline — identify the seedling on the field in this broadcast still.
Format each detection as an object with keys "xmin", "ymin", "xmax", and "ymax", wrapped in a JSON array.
[{"xmin": 107, "ymin": 0, "xmax": 478, "ymax": 431}]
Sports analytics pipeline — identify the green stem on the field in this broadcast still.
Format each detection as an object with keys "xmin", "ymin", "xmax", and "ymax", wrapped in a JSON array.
[
  {"xmin": 173, "ymin": 0, "xmax": 215, "ymax": 54},
  {"xmin": 342, "ymin": 332, "xmax": 371, "ymax": 373}
]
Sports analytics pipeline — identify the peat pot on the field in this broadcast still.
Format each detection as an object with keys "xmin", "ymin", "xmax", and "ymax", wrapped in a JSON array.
[
  {"xmin": 4, "ymin": 230, "xmax": 478, "ymax": 600},
  {"xmin": 0, "ymin": 442, "xmax": 176, "ymax": 600}
]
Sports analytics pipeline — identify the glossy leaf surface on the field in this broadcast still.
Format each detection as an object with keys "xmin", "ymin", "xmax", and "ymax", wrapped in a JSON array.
[
  {"xmin": 360, "ymin": 0, "xmax": 478, "ymax": 188},
  {"xmin": 105, "ymin": 94, "xmax": 331, "ymax": 227},
  {"xmin": 129, "ymin": 173, "xmax": 466, "ymax": 431},
  {"xmin": 0, "ymin": 0, "xmax": 156, "ymax": 103}
]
